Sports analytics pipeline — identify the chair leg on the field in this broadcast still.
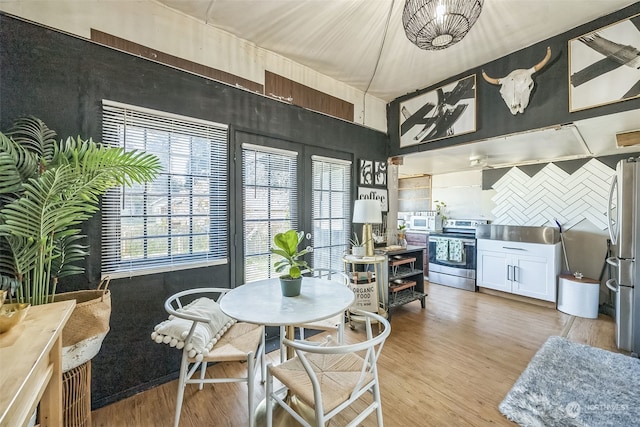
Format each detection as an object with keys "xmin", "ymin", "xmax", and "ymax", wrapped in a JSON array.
[
  {"xmin": 174, "ymin": 355, "xmax": 189, "ymax": 427},
  {"xmin": 314, "ymin": 398, "xmax": 325, "ymax": 427},
  {"xmin": 279, "ymin": 325, "xmax": 286, "ymax": 364},
  {"xmin": 373, "ymin": 376, "xmax": 384, "ymax": 427},
  {"xmin": 247, "ymin": 352, "xmax": 255, "ymax": 427},
  {"xmin": 300, "ymin": 326, "xmax": 305, "ymax": 340},
  {"xmin": 338, "ymin": 322, "xmax": 344, "ymax": 344},
  {"xmin": 266, "ymin": 365, "xmax": 273, "ymax": 427},
  {"xmin": 198, "ymin": 361, "xmax": 207, "ymax": 391}
]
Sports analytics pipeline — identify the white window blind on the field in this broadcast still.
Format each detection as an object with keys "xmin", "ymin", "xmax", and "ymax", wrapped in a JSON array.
[
  {"xmin": 101, "ymin": 100, "xmax": 228, "ymax": 278},
  {"xmin": 311, "ymin": 155, "xmax": 351, "ymax": 270},
  {"xmin": 242, "ymin": 144, "xmax": 298, "ymax": 283}
]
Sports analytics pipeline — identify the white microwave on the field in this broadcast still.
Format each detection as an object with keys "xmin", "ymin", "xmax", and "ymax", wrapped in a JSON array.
[{"xmin": 409, "ymin": 215, "xmax": 442, "ymax": 231}]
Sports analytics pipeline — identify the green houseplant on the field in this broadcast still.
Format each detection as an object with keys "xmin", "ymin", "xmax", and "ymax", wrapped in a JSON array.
[
  {"xmin": 397, "ymin": 224, "xmax": 407, "ymax": 247},
  {"xmin": 434, "ymin": 200, "xmax": 448, "ymax": 222},
  {"xmin": 270, "ymin": 229, "xmax": 311, "ymax": 297},
  {"xmin": 0, "ymin": 116, "xmax": 161, "ymax": 306},
  {"xmin": 348, "ymin": 232, "xmax": 367, "ymax": 257}
]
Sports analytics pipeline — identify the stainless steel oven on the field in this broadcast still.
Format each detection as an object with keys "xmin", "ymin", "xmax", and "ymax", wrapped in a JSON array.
[{"xmin": 428, "ymin": 219, "xmax": 487, "ymax": 292}]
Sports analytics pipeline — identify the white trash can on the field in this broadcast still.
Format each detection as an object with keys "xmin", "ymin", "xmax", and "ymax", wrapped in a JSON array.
[{"xmin": 557, "ymin": 274, "xmax": 600, "ymax": 318}]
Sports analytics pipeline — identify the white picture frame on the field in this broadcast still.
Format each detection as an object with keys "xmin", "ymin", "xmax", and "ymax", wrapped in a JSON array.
[{"xmin": 569, "ymin": 13, "xmax": 640, "ymax": 112}]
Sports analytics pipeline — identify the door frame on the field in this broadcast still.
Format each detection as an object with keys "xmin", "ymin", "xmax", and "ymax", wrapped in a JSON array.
[{"xmin": 230, "ymin": 128, "xmax": 353, "ymax": 287}]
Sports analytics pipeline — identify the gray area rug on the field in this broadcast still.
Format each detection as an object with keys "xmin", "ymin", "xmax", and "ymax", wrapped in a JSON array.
[{"xmin": 499, "ymin": 336, "xmax": 640, "ymax": 426}]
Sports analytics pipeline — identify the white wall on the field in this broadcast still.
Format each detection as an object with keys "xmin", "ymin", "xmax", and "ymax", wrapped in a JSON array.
[
  {"xmin": 431, "ymin": 170, "xmax": 490, "ymax": 220},
  {"xmin": 431, "ymin": 168, "xmax": 612, "ymax": 305},
  {"xmin": 0, "ymin": 0, "xmax": 388, "ymax": 132}
]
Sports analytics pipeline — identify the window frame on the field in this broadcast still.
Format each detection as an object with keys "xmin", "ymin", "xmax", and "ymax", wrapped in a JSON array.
[{"xmin": 100, "ymin": 100, "xmax": 229, "ymax": 279}]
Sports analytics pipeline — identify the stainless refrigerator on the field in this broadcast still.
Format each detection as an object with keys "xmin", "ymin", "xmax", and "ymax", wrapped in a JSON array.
[{"xmin": 606, "ymin": 157, "xmax": 640, "ymax": 355}]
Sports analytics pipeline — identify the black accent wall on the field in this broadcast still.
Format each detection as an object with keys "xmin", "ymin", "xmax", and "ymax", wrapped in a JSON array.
[
  {"xmin": 388, "ymin": 3, "xmax": 640, "ymax": 156},
  {"xmin": 0, "ymin": 14, "xmax": 388, "ymax": 408}
]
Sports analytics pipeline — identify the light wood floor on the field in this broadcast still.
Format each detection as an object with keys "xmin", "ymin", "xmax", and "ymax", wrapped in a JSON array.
[{"xmin": 92, "ymin": 282, "xmax": 621, "ymax": 426}]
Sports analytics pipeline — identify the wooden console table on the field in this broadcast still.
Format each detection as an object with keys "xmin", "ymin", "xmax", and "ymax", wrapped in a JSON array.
[{"xmin": 0, "ymin": 300, "xmax": 75, "ymax": 426}]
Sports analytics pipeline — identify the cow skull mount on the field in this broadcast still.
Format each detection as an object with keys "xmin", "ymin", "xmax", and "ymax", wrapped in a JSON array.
[{"xmin": 482, "ymin": 47, "xmax": 552, "ymax": 115}]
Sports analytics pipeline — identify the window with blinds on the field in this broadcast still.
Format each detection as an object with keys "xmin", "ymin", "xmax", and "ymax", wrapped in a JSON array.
[
  {"xmin": 101, "ymin": 100, "xmax": 228, "ymax": 278},
  {"xmin": 242, "ymin": 144, "xmax": 298, "ymax": 283},
  {"xmin": 311, "ymin": 156, "xmax": 351, "ymax": 270}
]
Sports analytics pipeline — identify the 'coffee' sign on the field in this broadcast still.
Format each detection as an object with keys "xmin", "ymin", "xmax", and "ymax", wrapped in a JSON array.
[{"xmin": 357, "ymin": 187, "xmax": 387, "ymax": 212}]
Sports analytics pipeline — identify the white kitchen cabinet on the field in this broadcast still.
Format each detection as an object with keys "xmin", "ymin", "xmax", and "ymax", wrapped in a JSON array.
[{"xmin": 477, "ymin": 239, "xmax": 561, "ymax": 302}]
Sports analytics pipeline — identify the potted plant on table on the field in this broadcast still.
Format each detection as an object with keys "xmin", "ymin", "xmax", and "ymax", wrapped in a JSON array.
[
  {"xmin": 397, "ymin": 224, "xmax": 407, "ymax": 247},
  {"xmin": 349, "ymin": 232, "xmax": 367, "ymax": 257},
  {"xmin": 270, "ymin": 229, "xmax": 311, "ymax": 297}
]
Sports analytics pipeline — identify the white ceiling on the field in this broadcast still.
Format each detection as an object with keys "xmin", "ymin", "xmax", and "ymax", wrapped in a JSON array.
[
  {"xmin": 156, "ymin": 0, "xmax": 637, "ymax": 102},
  {"xmin": 154, "ymin": 0, "xmax": 640, "ymax": 175}
]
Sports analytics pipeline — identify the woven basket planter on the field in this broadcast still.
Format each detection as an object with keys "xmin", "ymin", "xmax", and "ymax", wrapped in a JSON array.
[{"xmin": 62, "ymin": 361, "xmax": 92, "ymax": 427}]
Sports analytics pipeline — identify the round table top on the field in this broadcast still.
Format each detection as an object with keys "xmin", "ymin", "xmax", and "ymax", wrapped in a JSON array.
[
  {"xmin": 343, "ymin": 254, "xmax": 386, "ymax": 264},
  {"xmin": 220, "ymin": 277, "xmax": 354, "ymax": 326}
]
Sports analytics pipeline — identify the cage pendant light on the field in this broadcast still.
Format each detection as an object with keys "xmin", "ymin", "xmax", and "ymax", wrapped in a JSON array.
[{"xmin": 403, "ymin": 0, "xmax": 483, "ymax": 50}]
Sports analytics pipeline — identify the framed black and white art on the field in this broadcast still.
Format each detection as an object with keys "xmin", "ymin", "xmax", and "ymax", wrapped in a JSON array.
[
  {"xmin": 399, "ymin": 74, "xmax": 476, "ymax": 147},
  {"xmin": 569, "ymin": 13, "xmax": 640, "ymax": 112},
  {"xmin": 374, "ymin": 161, "xmax": 387, "ymax": 186},
  {"xmin": 359, "ymin": 159, "xmax": 373, "ymax": 185}
]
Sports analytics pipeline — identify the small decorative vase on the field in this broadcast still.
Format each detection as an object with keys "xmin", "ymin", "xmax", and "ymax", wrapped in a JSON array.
[
  {"xmin": 280, "ymin": 277, "xmax": 302, "ymax": 297},
  {"xmin": 352, "ymin": 246, "xmax": 366, "ymax": 257}
]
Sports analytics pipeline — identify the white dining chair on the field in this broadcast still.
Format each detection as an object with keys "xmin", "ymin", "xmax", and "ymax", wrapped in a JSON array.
[
  {"xmin": 161, "ymin": 287, "xmax": 266, "ymax": 427},
  {"xmin": 266, "ymin": 309, "xmax": 391, "ymax": 427},
  {"xmin": 279, "ymin": 268, "xmax": 350, "ymax": 362}
]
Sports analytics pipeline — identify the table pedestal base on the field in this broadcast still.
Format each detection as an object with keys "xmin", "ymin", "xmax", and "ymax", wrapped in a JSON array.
[{"xmin": 255, "ymin": 393, "xmax": 315, "ymax": 426}]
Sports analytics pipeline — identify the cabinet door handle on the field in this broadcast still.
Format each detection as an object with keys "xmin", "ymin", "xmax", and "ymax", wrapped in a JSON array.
[
  {"xmin": 502, "ymin": 246, "xmax": 527, "ymax": 251},
  {"xmin": 507, "ymin": 265, "xmax": 513, "ymax": 281},
  {"xmin": 513, "ymin": 266, "xmax": 519, "ymax": 283}
]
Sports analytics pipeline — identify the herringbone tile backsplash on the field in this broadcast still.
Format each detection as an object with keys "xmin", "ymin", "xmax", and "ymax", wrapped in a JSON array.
[{"xmin": 490, "ymin": 159, "xmax": 614, "ymax": 230}]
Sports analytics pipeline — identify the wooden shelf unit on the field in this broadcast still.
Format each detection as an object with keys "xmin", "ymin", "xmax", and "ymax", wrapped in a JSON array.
[
  {"xmin": 344, "ymin": 247, "xmax": 428, "ymax": 321},
  {"xmin": 385, "ymin": 246, "xmax": 427, "ymax": 318}
]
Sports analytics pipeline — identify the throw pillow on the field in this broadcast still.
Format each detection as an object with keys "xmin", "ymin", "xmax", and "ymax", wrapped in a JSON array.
[{"xmin": 151, "ymin": 297, "xmax": 236, "ymax": 361}]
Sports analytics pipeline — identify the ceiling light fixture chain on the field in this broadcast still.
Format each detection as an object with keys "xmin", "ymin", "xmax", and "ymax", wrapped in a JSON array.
[{"xmin": 403, "ymin": 0, "xmax": 483, "ymax": 50}]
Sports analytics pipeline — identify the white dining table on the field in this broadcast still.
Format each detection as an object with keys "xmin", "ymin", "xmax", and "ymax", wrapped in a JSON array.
[
  {"xmin": 220, "ymin": 276, "xmax": 354, "ymax": 329},
  {"xmin": 220, "ymin": 276, "xmax": 355, "ymax": 426}
]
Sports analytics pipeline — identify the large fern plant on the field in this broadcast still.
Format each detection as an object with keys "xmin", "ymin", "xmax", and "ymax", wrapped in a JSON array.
[{"xmin": 0, "ymin": 117, "xmax": 161, "ymax": 305}]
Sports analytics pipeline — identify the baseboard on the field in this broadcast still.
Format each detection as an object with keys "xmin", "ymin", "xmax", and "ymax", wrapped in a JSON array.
[{"xmin": 478, "ymin": 287, "xmax": 556, "ymax": 308}]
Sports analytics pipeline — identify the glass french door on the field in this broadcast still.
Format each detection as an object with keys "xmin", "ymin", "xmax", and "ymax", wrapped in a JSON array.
[
  {"xmin": 310, "ymin": 155, "xmax": 351, "ymax": 270},
  {"xmin": 238, "ymin": 138, "xmax": 351, "ymax": 284},
  {"xmin": 242, "ymin": 143, "xmax": 299, "ymax": 283}
]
